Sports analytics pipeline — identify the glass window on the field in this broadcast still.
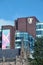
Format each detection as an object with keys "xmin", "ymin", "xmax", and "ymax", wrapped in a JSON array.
[
  {"xmin": 36, "ymin": 31, "xmax": 43, "ymax": 35},
  {"xmin": 41, "ymin": 31, "xmax": 43, "ymax": 35},
  {"xmin": 36, "ymin": 24, "xmax": 43, "ymax": 29},
  {"xmin": 15, "ymin": 42, "xmax": 21, "ymax": 45},
  {"xmin": 36, "ymin": 25, "xmax": 41, "ymax": 29},
  {"xmin": 39, "ymin": 25, "xmax": 41, "ymax": 29},
  {"xmin": 23, "ymin": 35, "xmax": 28, "ymax": 40},
  {"xmin": 15, "ymin": 42, "xmax": 21, "ymax": 48},
  {"xmin": 41, "ymin": 25, "xmax": 43, "ymax": 28},
  {"xmin": 15, "ymin": 37, "xmax": 22, "ymax": 40},
  {"xmin": 36, "ymin": 31, "xmax": 41, "ymax": 35}
]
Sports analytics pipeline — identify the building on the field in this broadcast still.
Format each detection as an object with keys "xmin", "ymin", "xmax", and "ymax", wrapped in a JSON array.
[
  {"xmin": 0, "ymin": 16, "xmax": 40, "ymax": 50},
  {"xmin": 0, "ymin": 16, "xmax": 43, "ymax": 64},
  {"xmin": 36, "ymin": 22, "xmax": 43, "ymax": 37},
  {"xmin": 0, "ymin": 40, "xmax": 30, "ymax": 65},
  {"xmin": 0, "ymin": 16, "xmax": 39, "ymax": 50},
  {"xmin": 15, "ymin": 16, "xmax": 39, "ymax": 38},
  {"xmin": 2, "ymin": 25, "xmax": 15, "ymax": 49},
  {"xmin": 15, "ymin": 31, "xmax": 35, "ymax": 54}
]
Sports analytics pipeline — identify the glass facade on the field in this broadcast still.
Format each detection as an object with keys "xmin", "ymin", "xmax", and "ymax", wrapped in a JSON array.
[
  {"xmin": 15, "ymin": 31, "xmax": 29, "ymax": 49},
  {"xmin": 15, "ymin": 31, "xmax": 35, "ymax": 53},
  {"xmin": 36, "ymin": 23, "xmax": 43, "ymax": 37}
]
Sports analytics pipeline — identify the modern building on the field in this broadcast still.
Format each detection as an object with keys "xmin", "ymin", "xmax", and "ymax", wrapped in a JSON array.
[
  {"xmin": 15, "ymin": 16, "xmax": 39, "ymax": 38},
  {"xmin": 15, "ymin": 31, "xmax": 35, "ymax": 53},
  {"xmin": 0, "ymin": 16, "xmax": 41, "ymax": 51},
  {"xmin": 36, "ymin": 22, "xmax": 43, "ymax": 37},
  {"xmin": 2, "ymin": 25, "xmax": 15, "ymax": 49}
]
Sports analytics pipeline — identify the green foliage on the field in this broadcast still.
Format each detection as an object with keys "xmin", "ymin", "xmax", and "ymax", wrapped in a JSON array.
[{"xmin": 31, "ymin": 37, "xmax": 43, "ymax": 65}]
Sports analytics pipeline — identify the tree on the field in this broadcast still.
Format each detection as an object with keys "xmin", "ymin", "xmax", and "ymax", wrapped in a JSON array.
[{"xmin": 31, "ymin": 37, "xmax": 43, "ymax": 65}]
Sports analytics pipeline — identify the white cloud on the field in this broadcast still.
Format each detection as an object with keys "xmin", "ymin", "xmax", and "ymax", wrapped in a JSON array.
[{"xmin": 0, "ymin": 19, "xmax": 14, "ymax": 29}]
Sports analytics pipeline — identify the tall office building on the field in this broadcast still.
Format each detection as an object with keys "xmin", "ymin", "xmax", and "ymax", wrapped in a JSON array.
[
  {"xmin": 2, "ymin": 25, "xmax": 15, "ymax": 49},
  {"xmin": 15, "ymin": 16, "xmax": 39, "ymax": 38}
]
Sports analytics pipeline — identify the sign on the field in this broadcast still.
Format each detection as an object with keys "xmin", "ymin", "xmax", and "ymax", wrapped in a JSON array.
[{"xmin": 27, "ymin": 18, "xmax": 33, "ymax": 24}]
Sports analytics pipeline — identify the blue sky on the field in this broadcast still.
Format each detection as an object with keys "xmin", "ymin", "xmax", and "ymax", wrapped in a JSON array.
[{"xmin": 0, "ymin": 0, "xmax": 43, "ymax": 27}]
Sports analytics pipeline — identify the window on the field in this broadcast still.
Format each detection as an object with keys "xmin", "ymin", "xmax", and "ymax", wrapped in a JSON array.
[
  {"xmin": 36, "ymin": 31, "xmax": 41, "ymax": 35},
  {"xmin": 15, "ymin": 37, "xmax": 22, "ymax": 40},
  {"xmin": 41, "ymin": 25, "xmax": 43, "ymax": 28},
  {"xmin": 36, "ymin": 25, "xmax": 41, "ymax": 29},
  {"xmin": 36, "ymin": 31, "xmax": 43, "ymax": 35}
]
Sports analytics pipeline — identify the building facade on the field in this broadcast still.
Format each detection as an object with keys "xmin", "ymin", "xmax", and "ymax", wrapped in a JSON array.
[
  {"xmin": 15, "ymin": 31, "xmax": 35, "ymax": 53},
  {"xmin": 36, "ymin": 22, "xmax": 43, "ymax": 37},
  {"xmin": 2, "ymin": 25, "xmax": 15, "ymax": 49},
  {"xmin": 15, "ymin": 16, "xmax": 39, "ymax": 38},
  {"xmin": 0, "ymin": 16, "xmax": 41, "ymax": 50},
  {"xmin": 15, "ymin": 31, "xmax": 29, "ymax": 49}
]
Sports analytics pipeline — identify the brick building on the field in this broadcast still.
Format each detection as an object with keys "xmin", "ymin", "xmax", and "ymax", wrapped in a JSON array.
[
  {"xmin": 2, "ymin": 25, "xmax": 15, "ymax": 49},
  {"xmin": 15, "ymin": 16, "xmax": 39, "ymax": 38}
]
